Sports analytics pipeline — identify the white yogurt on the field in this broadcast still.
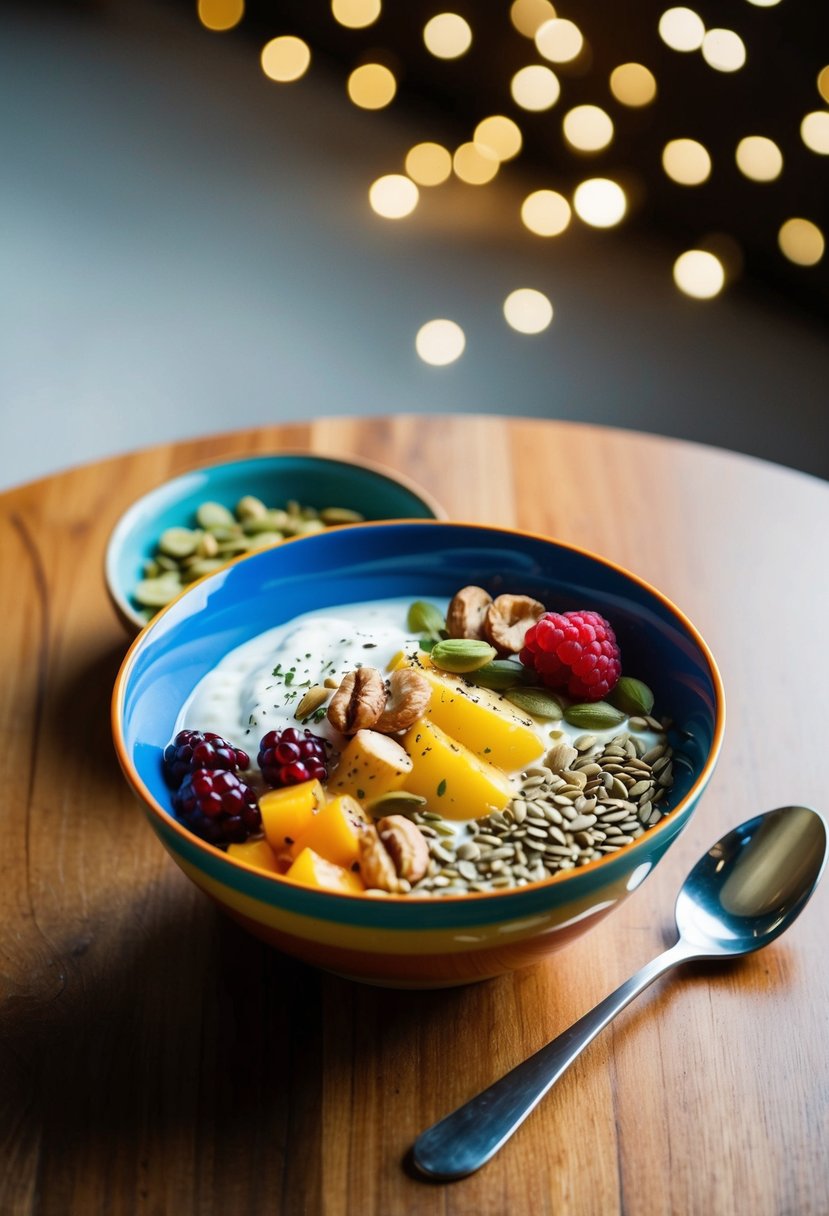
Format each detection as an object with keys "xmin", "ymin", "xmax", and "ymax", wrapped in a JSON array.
[{"xmin": 181, "ymin": 597, "xmax": 430, "ymax": 752}]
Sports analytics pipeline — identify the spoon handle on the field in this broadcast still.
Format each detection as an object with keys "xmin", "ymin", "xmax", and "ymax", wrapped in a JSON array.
[{"xmin": 412, "ymin": 938, "xmax": 695, "ymax": 1181}]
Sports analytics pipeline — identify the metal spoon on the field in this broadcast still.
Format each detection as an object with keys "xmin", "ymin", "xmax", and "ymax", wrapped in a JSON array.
[{"xmin": 412, "ymin": 805, "xmax": 827, "ymax": 1182}]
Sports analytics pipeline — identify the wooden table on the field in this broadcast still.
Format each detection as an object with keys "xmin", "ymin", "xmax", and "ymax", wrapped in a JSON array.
[{"xmin": 2, "ymin": 415, "xmax": 827, "ymax": 1216}]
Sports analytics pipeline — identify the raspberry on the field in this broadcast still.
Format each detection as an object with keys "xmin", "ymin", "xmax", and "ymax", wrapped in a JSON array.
[
  {"xmin": 163, "ymin": 729, "xmax": 250, "ymax": 788},
  {"xmin": 258, "ymin": 727, "xmax": 329, "ymax": 788},
  {"xmin": 172, "ymin": 768, "xmax": 261, "ymax": 847},
  {"xmin": 520, "ymin": 610, "xmax": 622, "ymax": 702}
]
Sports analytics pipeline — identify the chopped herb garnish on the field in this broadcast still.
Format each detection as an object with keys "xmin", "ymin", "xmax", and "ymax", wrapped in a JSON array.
[
  {"xmin": 284, "ymin": 671, "xmax": 295, "ymax": 686},
  {"xmin": 357, "ymin": 788, "xmax": 365, "ymax": 799},
  {"xmin": 437, "ymin": 779, "xmax": 447, "ymax": 797}
]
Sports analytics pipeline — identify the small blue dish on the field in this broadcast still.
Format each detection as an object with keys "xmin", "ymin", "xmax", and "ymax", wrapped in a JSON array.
[
  {"xmin": 112, "ymin": 521, "xmax": 725, "ymax": 988},
  {"xmin": 105, "ymin": 451, "xmax": 445, "ymax": 632}
]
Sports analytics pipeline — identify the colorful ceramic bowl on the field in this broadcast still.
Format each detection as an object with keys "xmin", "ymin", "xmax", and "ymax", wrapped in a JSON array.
[
  {"xmin": 105, "ymin": 451, "xmax": 444, "ymax": 632},
  {"xmin": 112, "ymin": 522, "xmax": 725, "ymax": 988}
]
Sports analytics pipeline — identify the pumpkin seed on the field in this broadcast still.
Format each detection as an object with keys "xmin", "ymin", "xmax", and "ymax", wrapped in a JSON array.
[
  {"xmin": 467, "ymin": 660, "xmax": 527, "ymax": 691},
  {"xmin": 196, "ymin": 501, "xmax": 236, "ymax": 529},
  {"xmin": 320, "ymin": 507, "xmax": 365, "ymax": 525},
  {"xmin": 158, "ymin": 527, "xmax": 198, "ymax": 559},
  {"xmin": 506, "ymin": 687, "xmax": 564, "ymax": 718},
  {"xmin": 564, "ymin": 701, "xmax": 627, "ymax": 729},
  {"xmin": 294, "ymin": 684, "xmax": 331, "ymax": 721},
  {"xmin": 133, "ymin": 573, "xmax": 181, "ymax": 606},
  {"xmin": 430, "ymin": 638, "xmax": 497, "ymax": 673},
  {"xmin": 235, "ymin": 495, "xmax": 267, "ymax": 520},
  {"xmin": 407, "ymin": 600, "xmax": 445, "ymax": 640}
]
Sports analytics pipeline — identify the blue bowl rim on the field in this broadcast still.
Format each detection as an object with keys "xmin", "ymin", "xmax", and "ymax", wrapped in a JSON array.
[
  {"xmin": 112, "ymin": 519, "xmax": 726, "ymax": 909},
  {"xmin": 104, "ymin": 449, "xmax": 447, "ymax": 631}
]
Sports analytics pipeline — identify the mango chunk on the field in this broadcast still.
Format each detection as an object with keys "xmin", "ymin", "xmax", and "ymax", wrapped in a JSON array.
[
  {"xmin": 284, "ymin": 847, "xmax": 364, "ymax": 894},
  {"xmin": 327, "ymin": 729, "xmax": 413, "ymax": 800},
  {"xmin": 259, "ymin": 778, "xmax": 325, "ymax": 851},
  {"xmin": 401, "ymin": 717, "xmax": 514, "ymax": 820},
  {"xmin": 393, "ymin": 656, "xmax": 543, "ymax": 771},
  {"xmin": 289, "ymin": 794, "xmax": 370, "ymax": 868},
  {"xmin": 227, "ymin": 837, "xmax": 280, "ymax": 875}
]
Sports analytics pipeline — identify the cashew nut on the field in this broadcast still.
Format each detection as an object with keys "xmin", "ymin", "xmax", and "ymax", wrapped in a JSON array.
[
  {"xmin": 484, "ymin": 594, "xmax": 546, "ymax": 655},
  {"xmin": 446, "ymin": 585, "xmax": 493, "ymax": 640},
  {"xmin": 378, "ymin": 815, "xmax": 430, "ymax": 883}
]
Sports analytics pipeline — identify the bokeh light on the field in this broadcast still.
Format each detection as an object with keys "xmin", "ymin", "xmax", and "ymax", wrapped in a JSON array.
[
  {"xmin": 801, "ymin": 111, "xmax": 829, "ymax": 154},
  {"xmin": 562, "ymin": 105, "xmax": 614, "ymax": 152},
  {"xmin": 778, "ymin": 219, "xmax": 825, "ymax": 266},
  {"xmin": 735, "ymin": 136, "xmax": 783, "ymax": 181},
  {"xmin": 347, "ymin": 63, "xmax": 396, "ymax": 109},
  {"xmin": 197, "ymin": 0, "xmax": 244, "ymax": 31},
  {"xmin": 405, "ymin": 142, "xmax": 452, "ymax": 186},
  {"xmin": 744, "ymin": 0, "xmax": 780, "ymax": 6},
  {"xmin": 662, "ymin": 138, "xmax": 712, "ymax": 185},
  {"xmin": 261, "ymin": 36, "xmax": 311, "ymax": 82},
  {"xmin": 416, "ymin": 319, "xmax": 466, "ymax": 365},
  {"xmin": 610, "ymin": 63, "xmax": 657, "ymax": 107},
  {"xmin": 521, "ymin": 190, "xmax": 571, "ymax": 236},
  {"xmin": 673, "ymin": 250, "xmax": 725, "ymax": 298},
  {"xmin": 510, "ymin": 0, "xmax": 556, "ymax": 38},
  {"xmin": 701, "ymin": 29, "xmax": 746, "ymax": 72},
  {"xmin": 658, "ymin": 8, "xmax": 705, "ymax": 52},
  {"xmin": 331, "ymin": 0, "xmax": 381, "ymax": 27},
  {"xmin": 474, "ymin": 115, "xmax": 523, "ymax": 161},
  {"xmin": 503, "ymin": 288, "xmax": 554, "ymax": 334},
  {"xmin": 535, "ymin": 18, "xmax": 584, "ymax": 63},
  {"xmin": 818, "ymin": 67, "xmax": 829, "ymax": 105},
  {"xmin": 453, "ymin": 142, "xmax": 499, "ymax": 184},
  {"xmin": 369, "ymin": 174, "xmax": 419, "ymax": 218},
  {"xmin": 510, "ymin": 65, "xmax": 561, "ymax": 111},
  {"xmin": 573, "ymin": 178, "xmax": 627, "ymax": 227},
  {"xmin": 423, "ymin": 13, "xmax": 472, "ymax": 59}
]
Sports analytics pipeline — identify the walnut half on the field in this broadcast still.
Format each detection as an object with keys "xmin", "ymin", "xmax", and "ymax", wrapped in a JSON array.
[
  {"xmin": 357, "ymin": 815, "xmax": 430, "ymax": 893},
  {"xmin": 327, "ymin": 667, "xmax": 386, "ymax": 734},
  {"xmin": 446, "ymin": 585, "xmax": 493, "ymax": 640},
  {"xmin": 484, "ymin": 594, "xmax": 545, "ymax": 655}
]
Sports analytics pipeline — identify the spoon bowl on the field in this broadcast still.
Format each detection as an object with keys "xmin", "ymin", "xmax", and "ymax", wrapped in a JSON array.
[
  {"xmin": 413, "ymin": 805, "xmax": 827, "ymax": 1181},
  {"xmin": 675, "ymin": 805, "xmax": 827, "ymax": 956}
]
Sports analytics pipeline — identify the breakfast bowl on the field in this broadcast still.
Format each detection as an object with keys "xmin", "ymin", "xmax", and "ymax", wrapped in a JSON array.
[
  {"xmin": 105, "ymin": 451, "xmax": 445, "ymax": 633},
  {"xmin": 112, "ymin": 521, "xmax": 724, "ymax": 988}
]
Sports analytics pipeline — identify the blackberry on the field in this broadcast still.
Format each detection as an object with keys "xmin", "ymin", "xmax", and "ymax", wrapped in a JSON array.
[
  {"xmin": 164, "ymin": 729, "xmax": 250, "ymax": 788},
  {"xmin": 258, "ymin": 727, "xmax": 328, "ymax": 788},
  {"xmin": 172, "ymin": 768, "xmax": 261, "ymax": 847}
]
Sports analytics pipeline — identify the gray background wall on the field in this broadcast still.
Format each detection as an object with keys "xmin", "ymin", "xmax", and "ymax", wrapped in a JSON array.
[{"xmin": 1, "ymin": 0, "xmax": 827, "ymax": 490}]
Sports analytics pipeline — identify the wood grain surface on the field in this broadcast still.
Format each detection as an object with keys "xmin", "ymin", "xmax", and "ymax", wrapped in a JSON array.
[{"xmin": 1, "ymin": 415, "xmax": 827, "ymax": 1216}]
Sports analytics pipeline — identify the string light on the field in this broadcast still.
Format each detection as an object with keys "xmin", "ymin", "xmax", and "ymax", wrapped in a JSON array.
[
  {"xmin": 510, "ymin": 65, "xmax": 560, "ymax": 111},
  {"xmin": 510, "ymin": 0, "xmax": 556, "ymax": 39},
  {"xmin": 453, "ymin": 142, "xmax": 499, "ymax": 184},
  {"xmin": 261, "ymin": 36, "xmax": 311, "ymax": 82},
  {"xmin": 662, "ymin": 138, "xmax": 712, "ymax": 185},
  {"xmin": 416, "ymin": 319, "xmax": 465, "ymax": 365},
  {"xmin": 673, "ymin": 250, "xmax": 725, "ymax": 298},
  {"xmin": 573, "ymin": 179, "xmax": 627, "ymax": 227},
  {"xmin": 701, "ymin": 29, "xmax": 746, "ymax": 72},
  {"xmin": 347, "ymin": 63, "xmax": 396, "ymax": 109},
  {"xmin": 562, "ymin": 105, "xmax": 614, "ymax": 152},
  {"xmin": 423, "ymin": 13, "xmax": 472, "ymax": 59},
  {"xmin": 503, "ymin": 288, "xmax": 554, "ymax": 333},
  {"xmin": 405, "ymin": 142, "xmax": 452, "ymax": 186},
  {"xmin": 473, "ymin": 116, "xmax": 523, "ymax": 161},
  {"xmin": 658, "ymin": 8, "xmax": 705, "ymax": 52},
  {"xmin": 610, "ymin": 63, "xmax": 657, "ymax": 107},
  {"xmin": 368, "ymin": 174, "xmax": 419, "ymax": 218},
  {"xmin": 735, "ymin": 136, "xmax": 782, "ymax": 181},
  {"xmin": 331, "ymin": 0, "xmax": 381, "ymax": 28},
  {"xmin": 521, "ymin": 190, "xmax": 571, "ymax": 236},
  {"xmin": 801, "ymin": 111, "xmax": 829, "ymax": 155},
  {"xmin": 197, "ymin": 0, "xmax": 244, "ymax": 31},
  {"xmin": 778, "ymin": 219, "xmax": 825, "ymax": 266},
  {"xmin": 535, "ymin": 18, "xmax": 584, "ymax": 63}
]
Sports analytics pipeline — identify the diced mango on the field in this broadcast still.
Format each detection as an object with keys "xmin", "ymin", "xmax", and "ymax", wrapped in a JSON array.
[
  {"xmin": 327, "ymin": 729, "xmax": 413, "ymax": 800},
  {"xmin": 259, "ymin": 778, "xmax": 325, "ymax": 851},
  {"xmin": 401, "ymin": 717, "xmax": 515, "ymax": 820},
  {"xmin": 227, "ymin": 837, "xmax": 280, "ymax": 874},
  {"xmin": 392, "ymin": 657, "xmax": 543, "ymax": 771},
  {"xmin": 284, "ymin": 847, "xmax": 364, "ymax": 894},
  {"xmin": 289, "ymin": 794, "xmax": 370, "ymax": 868}
]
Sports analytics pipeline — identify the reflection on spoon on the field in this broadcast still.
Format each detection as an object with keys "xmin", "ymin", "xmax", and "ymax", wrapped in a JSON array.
[{"xmin": 412, "ymin": 805, "xmax": 827, "ymax": 1182}]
